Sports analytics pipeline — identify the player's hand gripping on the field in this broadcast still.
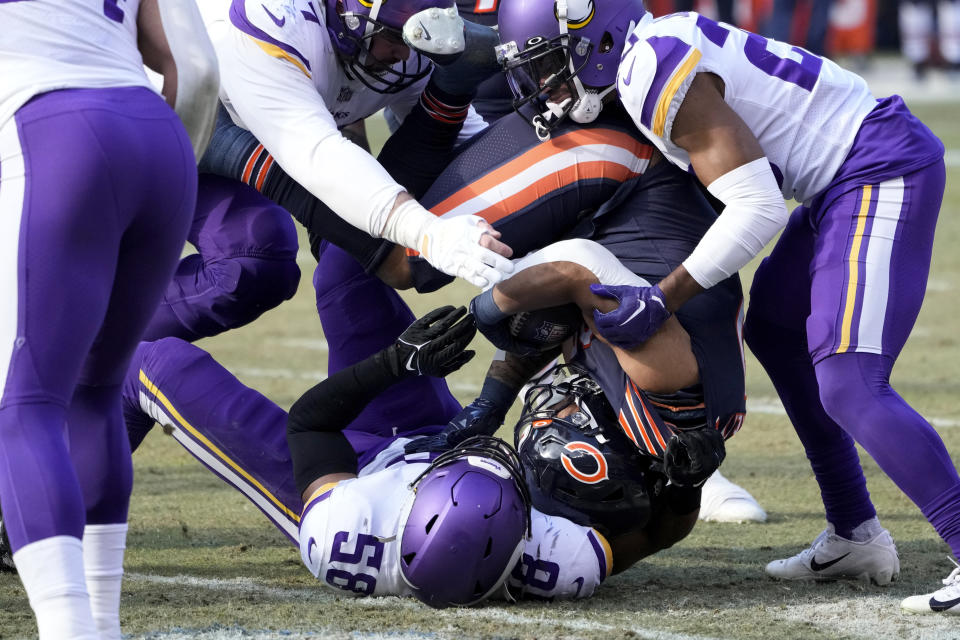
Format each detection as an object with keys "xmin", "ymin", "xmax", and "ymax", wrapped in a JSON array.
[
  {"xmin": 468, "ymin": 289, "xmax": 540, "ymax": 357},
  {"xmin": 381, "ymin": 306, "xmax": 477, "ymax": 378},
  {"xmin": 404, "ymin": 397, "xmax": 507, "ymax": 454},
  {"xmin": 590, "ymin": 283, "xmax": 671, "ymax": 349},
  {"xmin": 419, "ymin": 216, "xmax": 514, "ymax": 289},
  {"xmin": 662, "ymin": 426, "xmax": 726, "ymax": 488}
]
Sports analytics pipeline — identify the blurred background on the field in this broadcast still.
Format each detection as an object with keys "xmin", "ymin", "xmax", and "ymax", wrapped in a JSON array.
[{"xmin": 646, "ymin": 0, "xmax": 960, "ymax": 91}]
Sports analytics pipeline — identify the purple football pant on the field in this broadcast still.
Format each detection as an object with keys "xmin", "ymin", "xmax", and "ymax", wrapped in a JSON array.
[
  {"xmin": 745, "ymin": 160, "xmax": 960, "ymax": 555},
  {"xmin": 0, "ymin": 87, "xmax": 196, "ymax": 552},
  {"xmin": 142, "ymin": 174, "xmax": 300, "ymax": 342},
  {"xmin": 123, "ymin": 243, "xmax": 458, "ymax": 543}
]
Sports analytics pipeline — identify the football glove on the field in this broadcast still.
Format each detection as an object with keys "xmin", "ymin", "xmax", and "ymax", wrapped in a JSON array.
[
  {"xmin": 662, "ymin": 426, "xmax": 726, "ymax": 488},
  {"xmin": 380, "ymin": 305, "xmax": 477, "ymax": 378},
  {"xmin": 590, "ymin": 283, "xmax": 671, "ymax": 349},
  {"xmin": 419, "ymin": 215, "xmax": 514, "ymax": 289},
  {"xmin": 469, "ymin": 289, "xmax": 541, "ymax": 357},
  {"xmin": 404, "ymin": 397, "xmax": 507, "ymax": 454}
]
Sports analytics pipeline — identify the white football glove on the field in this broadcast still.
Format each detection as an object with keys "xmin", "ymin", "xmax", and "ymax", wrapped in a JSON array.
[
  {"xmin": 380, "ymin": 197, "xmax": 514, "ymax": 288},
  {"xmin": 419, "ymin": 215, "xmax": 514, "ymax": 289}
]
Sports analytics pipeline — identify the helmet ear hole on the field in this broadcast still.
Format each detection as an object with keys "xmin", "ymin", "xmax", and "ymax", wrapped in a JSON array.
[
  {"xmin": 599, "ymin": 32, "xmax": 615, "ymax": 53},
  {"xmin": 402, "ymin": 552, "xmax": 417, "ymax": 566}
]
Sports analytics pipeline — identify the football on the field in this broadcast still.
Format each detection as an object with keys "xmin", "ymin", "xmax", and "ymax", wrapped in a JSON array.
[{"xmin": 508, "ymin": 303, "xmax": 584, "ymax": 352}]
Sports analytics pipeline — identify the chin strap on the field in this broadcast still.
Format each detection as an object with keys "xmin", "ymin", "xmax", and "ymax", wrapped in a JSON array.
[{"xmin": 569, "ymin": 84, "xmax": 616, "ymax": 123}]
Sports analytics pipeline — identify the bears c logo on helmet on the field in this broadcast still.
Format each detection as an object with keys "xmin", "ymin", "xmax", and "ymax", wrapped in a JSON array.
[
  {"xmin": 560, "ymin": 441, "xmax": 608, "ymax": 484},
  {"xmin": 555, "ymin": 0, "xmax": 595, "ymax": 30}
]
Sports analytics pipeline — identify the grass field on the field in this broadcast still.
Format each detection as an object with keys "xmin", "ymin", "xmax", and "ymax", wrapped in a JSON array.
[{"xmin": 2, "ymin": 95, "xmax": 960, "ymax": 640}]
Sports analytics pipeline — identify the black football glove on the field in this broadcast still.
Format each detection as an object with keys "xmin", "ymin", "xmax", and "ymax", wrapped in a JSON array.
[
  {"xmin": 470, "ymin": 290, "xmax": 540, "ymax": 357},
  {"xmin": 380, "ymin": 305, "xmax": 477, "ymax": 378},
  {"xmin": 405, "ymin": 397, "xmax": 507, "ymax": 454},
  {"xmin": 662, "ymin": 426, "xmax": 726, "ymax": 488}
]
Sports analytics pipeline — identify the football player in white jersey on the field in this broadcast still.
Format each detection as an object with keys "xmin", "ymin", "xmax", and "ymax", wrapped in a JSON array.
[
  {"xmin": 123, "ymin": 242, "xmax": 613, "ymax": 603},
  {"xmin": 0, "ymin": 1, "xmax": 219, "ymax": 638},
  {"xmin": 141, "ymin": 0, "xmax": 516, "ymax": 344},
  {"xmin": 494, "ymin": 0, "xmax": 959, "ymax": 614}
]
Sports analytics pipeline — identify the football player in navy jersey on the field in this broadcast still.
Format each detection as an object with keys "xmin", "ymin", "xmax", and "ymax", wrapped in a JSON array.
[{"xmin": 492, "ymin": 0, "xmax": 959, "ymax": 613}]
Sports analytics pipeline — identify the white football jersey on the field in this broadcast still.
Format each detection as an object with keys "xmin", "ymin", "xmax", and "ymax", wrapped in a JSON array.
[
  {"xmin": 199, "ymin": 0, "xmax": 485, "ymax": 238},
  {"xmin": 0, "ymin": 0, "xmax": 153, "ymax": 127},
  {"xmin": 298, "ymin": 439, "xmax": 611, "ymax": 600},
  {"xmin": 617, "ymin": 12, "xmax": 877, "ymax": 202}
]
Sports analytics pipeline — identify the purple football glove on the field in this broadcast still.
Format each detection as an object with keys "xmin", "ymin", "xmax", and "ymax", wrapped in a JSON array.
[{"xmin": 590, "ymin": 283, "xmax": 671, "ymax": 349}]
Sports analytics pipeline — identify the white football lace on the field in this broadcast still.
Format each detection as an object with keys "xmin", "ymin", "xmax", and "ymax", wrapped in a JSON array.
[{"xmin": 941, "ymin": 557, "xmax": 960, "ymax": 589}]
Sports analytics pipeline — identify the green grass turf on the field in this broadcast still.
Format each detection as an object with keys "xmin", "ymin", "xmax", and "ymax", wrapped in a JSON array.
[{"xmin": 1, "ymin": 102, "xmax": 960, "ymax": 640}]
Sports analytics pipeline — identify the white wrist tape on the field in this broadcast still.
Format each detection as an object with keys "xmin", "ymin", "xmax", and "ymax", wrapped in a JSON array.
[
  {"xmin": 158, "ymin": 0, "xmax": 220, "ymax": 160},
  {"xmin": 512, "ymin": 239, "xmax": 650, "ymax": 286},
  {"xmin": 682, "ymin": 157, "xmax": 788, "ymax": 288},
  {"xmin": 379, "ymin": 197, "xmax": 434, "ymax": 250}
]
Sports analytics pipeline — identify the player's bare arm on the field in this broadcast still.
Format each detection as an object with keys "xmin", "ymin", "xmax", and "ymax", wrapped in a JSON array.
[
  {"xmin": 484, "ymin": 241, "xmax": 699, "ymax": 392},
  {"xmin": 493, "ymin": 260, "xmax": 697, "ymax": 393}
]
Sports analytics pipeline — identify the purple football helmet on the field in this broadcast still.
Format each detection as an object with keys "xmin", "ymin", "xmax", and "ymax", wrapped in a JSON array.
[
  {"xmin": 398, "ymin": 436, "xmax": 531, "ymax": 608},
  {"xmin": 325, "ymin": 0, "xmax": 456, "ymax": 93},
  {"xmin": 496, "ymin": 0, "xmax": 646, "ymax": 137},
  {"xmin": 515, "ymin": 363, "xmax": 653, "ymax": 537}
]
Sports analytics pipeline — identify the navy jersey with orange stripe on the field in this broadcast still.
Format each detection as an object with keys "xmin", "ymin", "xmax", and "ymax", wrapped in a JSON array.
[
  {"xmin": 571, "ymin": 161, "xmax": 748, "ymax": 456},
  {"xmin": 591, "ymin": 160, "xmax": 747, "ymax": 444},
  {"xmin": 407, "ymin": 104, "xmax": 656, "ymax": 291}
]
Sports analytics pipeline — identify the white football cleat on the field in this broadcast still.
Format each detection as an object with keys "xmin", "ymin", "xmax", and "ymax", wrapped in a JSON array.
[
  {"xmin": 901, "ymin": 558, "xmax": 960, "ymax": 615},
  {"xmin": 765, "ymin": 521, "xmax": 900, "ymax": 585},
  {"xmin": 698, "ymin": 470, "xmax": 767, "ymax": 523},
  {"xmin": 402, "ymin": 6, "xmax": 464, "ymax": 61}
]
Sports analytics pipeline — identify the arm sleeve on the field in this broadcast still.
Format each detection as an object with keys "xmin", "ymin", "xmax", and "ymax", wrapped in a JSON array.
[
  {"xmin": 681, "ymin": 158, "xmax": 788, "ymax": 288},
  {"xmin": 286, "ymin": 351, "xmax": 405, "ymax": 494},
  {"xmin": 215, "ymin": 30, "xmax": 404, "ymax": 237}
]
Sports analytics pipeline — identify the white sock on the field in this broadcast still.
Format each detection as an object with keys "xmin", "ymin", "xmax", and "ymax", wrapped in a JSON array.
[
  {"xmin": 850, "ymin": 516, "xmax": 884, "ymax": 542},
  {"xmin": 13, "ymin": 535, "xmax": 99, "ymax": 640},
  {"xmin": 83, "ymin": 522, "xmax": 128, "ymax": 640}
]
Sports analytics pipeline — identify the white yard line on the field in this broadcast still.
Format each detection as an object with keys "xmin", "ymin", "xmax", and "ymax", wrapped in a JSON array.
[
  {"xmin": 776, "ymin": 595, "xmax": 960, "ymax": 640},
  {"xmin": 126, "ymin": 573, "xmax": 727, "ymax": 640},
  {"xmin": 747, "ymin": 396, "xmax": 960, "ymax": 428},
  {"xmin": 266, "ymin": 337, "xmax": 329, "ymax": 351}
]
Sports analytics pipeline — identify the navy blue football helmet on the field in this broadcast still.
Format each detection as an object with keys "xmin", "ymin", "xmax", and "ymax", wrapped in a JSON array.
[{"xmin": 515, "ymin": 363, "xmax": 652, "ymax": 537}]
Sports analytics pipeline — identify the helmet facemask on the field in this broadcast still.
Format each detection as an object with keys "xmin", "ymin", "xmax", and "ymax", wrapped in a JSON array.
[
  {"xmin": 497, "ymin": 21, "xmax": 618, "ymax": 140},
  {"xmin": 496, "ymin": 0, "xmax": 645, "ymax": 139},
  {"xmin": 329, "ymin": 0, "xmax": 434, "ymax": 94},
  {"xmin": 515, "ymin": 364, "xmax": 653, "ymax": 537}
]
